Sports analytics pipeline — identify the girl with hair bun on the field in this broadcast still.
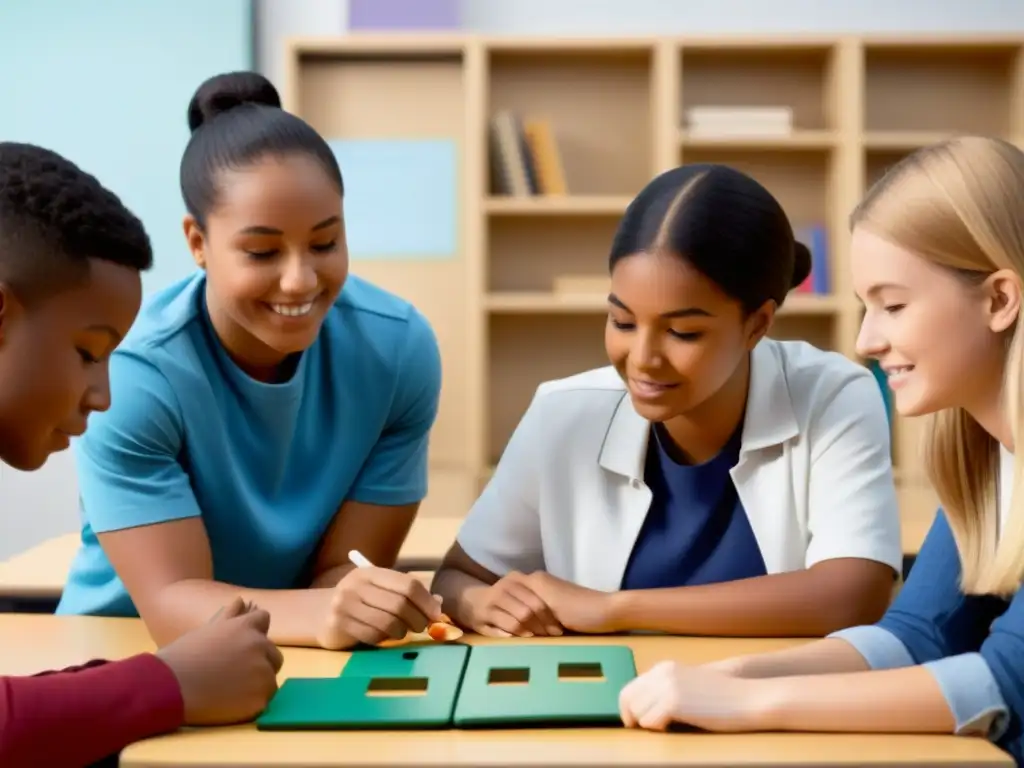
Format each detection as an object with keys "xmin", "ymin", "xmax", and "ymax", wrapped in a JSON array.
[
  {"xmin": 619, "ymin": 136, "xmax": 1024, "ymax": 767},
  {"xmin": 57, "ymin": 71, "xmax": 446, "ymax": 651},
  {"xmin": 433, "ymin": 163, "xmax": 903, "ymax": 640}
]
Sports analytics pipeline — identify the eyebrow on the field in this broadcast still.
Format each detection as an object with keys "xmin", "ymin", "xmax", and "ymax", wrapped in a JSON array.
[
  {"xmin": 608, "ymin": 293, "xmax": 713, "ymax": 318},
  {"xmin": 238, "ymin": 215, "xmax": 341, "ymax": 237},
  {"xmin": 864, "ymin": 282, "xmax": 907, "ymax": 296}
]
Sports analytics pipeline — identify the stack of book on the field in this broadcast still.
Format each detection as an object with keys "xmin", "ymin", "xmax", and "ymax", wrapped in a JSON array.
[
  {"xmin": 488, "ymin": 110, "xmax": 568, "ymax": 197},
  {"xmin": 684, "ymin": 106, "xmax": 794, "ymax": 138}
]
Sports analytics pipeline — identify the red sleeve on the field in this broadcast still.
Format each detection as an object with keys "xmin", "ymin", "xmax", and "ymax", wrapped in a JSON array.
[{"xmin": 0, "ymin": 653, "xmax": 184, "ymax": 767}]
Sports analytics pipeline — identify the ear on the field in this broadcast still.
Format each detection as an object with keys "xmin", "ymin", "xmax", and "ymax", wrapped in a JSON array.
[
  {"xmin": 182, "ymin": 215, "xmax": 207, "ymax": 270},
  {"xmin": 982, "ymin": 268, "xmax": 1022, "ymax": 334},
  {"xmin": 744, "ymin": 301, "xmax": 776, "ymax": 350}
]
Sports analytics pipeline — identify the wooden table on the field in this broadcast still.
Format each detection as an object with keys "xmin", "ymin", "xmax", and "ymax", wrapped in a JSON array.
[
  {"xmin": 0, "ymin": 516, "xmax": 463, "ymax": 606},
  {"xmin": 0, "ymin": 615, "xmax": 1009, "ymax": 767}
]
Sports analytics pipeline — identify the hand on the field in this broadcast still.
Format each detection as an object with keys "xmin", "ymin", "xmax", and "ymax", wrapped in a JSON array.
[
  {"xmin": 618, "ymin": 660, "xmax": 776, "ymax": 733},
  {"xmin": 525, "ymin": 571, "xmax": 618, "ymax": 634},
  {"xmin": 466, "ymin": 571, "xmax": 563, "ymax": 638},
  {"xmin": 156, "ymin": 596, "xmax": 284, "ymax": 726},
  {"xmin": 319, "ymin": 566, "xmax": 443, "ymax": 648}
]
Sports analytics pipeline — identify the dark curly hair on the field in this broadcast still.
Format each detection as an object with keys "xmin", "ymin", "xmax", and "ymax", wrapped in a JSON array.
[{"xmin": 0, "ymin": 142, "xmax": 153, "ymax": 305}]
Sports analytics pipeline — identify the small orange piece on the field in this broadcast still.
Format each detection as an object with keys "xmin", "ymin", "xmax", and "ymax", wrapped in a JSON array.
[{"xmin": 427, "ymin": 622, "xmax": 448, "ymax": 641}]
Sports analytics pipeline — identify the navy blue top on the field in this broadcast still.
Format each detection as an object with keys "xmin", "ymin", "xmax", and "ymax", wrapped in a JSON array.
[{"xmin": 620, "ymin": 423, "xmax": 768, "ymax": 590}]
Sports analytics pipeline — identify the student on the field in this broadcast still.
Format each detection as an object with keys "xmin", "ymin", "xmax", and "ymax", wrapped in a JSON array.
[
  {"xmin": 55, "ymin": 71, "xmax": 445, "ymax": 650},
  {"xmin": 617, "ymin": 136, "xmax": 1024, "ymax": 765},
  {"xmin": 0, "ymin": 141, "xmax": 283, "ymax": 767},
  {"xmin": 433, "ymin": 163, "xmax": 903, "ymax": 639}
]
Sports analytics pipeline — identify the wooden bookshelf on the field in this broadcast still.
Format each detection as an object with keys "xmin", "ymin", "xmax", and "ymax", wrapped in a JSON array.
[{"xmin": 283, "ymin": 34, "xmax": 1024, "ymax": 554}]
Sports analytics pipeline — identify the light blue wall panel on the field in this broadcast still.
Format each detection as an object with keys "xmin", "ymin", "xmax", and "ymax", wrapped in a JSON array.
[{"xmin": 0, "ymin": 0, "xmax": 253, "ymax": 295}]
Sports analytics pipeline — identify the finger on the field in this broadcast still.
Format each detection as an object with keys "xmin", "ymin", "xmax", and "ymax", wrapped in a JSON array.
[
  {"xmin": 347, "ymin": 597, "xmax": 409, "ymax": 641},
  {"xmin": 370, "ymin": 569, "xmax": 442, "ymax": 622},
  {"xmin": 356, "ymin": 583, "xmax": 431, "ymax": 634},
  {"xmin": 477, "ymin": 623, "xmax": 513, "ymax": 638},
  {"xmin": 505, "ymin": 582, "xmax": 561, "ymax": 637},
  {"xmin": 494, "ymin": 587, "xmax": 553, "ymax": 637},
  {"xmin": 211, "ymin": 596, "xmax": 247, "ymax": 622},
  {"xmin": 636, "ymin": 695, "xmax": 675, "ymax": 732},
  {"xmin": 240, "ymin": 607, "xmax": 272, "ymax": 636},
  {"xmin": 485, "ymin": 603, "xmax": 536, "ymax": 637},
  {"xmin": 265, "ymin": 640, "xmax": 285, "ymax": 673}
]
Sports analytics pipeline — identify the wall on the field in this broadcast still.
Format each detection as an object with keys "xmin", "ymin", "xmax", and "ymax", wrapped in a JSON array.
[
  {"xmin": 255, "ymin": 0, "xmax": 1024, "ymax": 88},
  {"xmin": 0, "ymin": 0, "xmax": 253, "ymax": 559}
]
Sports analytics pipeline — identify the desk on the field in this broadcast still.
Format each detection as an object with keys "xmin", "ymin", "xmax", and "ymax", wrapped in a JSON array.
[
  {"xmin": 0, "ymin": 615, "xmax": 1008, "ymax": 767},
  {"xmin": 0, "ymin": 516, "xmax": 463, "ymax": 607}
]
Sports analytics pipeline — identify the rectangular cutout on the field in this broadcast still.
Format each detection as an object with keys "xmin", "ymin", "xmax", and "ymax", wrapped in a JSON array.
[
  {"xmin": 559, "ymin": 662, "xmax": 605, "ymax": 682},
  {"xmin": 488, "ymin": 667, "xmax": 530, "ymax": 685},
  {"xmin": 366, "ymin": 676, "xmax": 429, "ymax": 697}
]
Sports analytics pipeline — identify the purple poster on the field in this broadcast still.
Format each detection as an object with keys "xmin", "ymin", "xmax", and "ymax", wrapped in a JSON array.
[{"xmin": 349, "ymin": 0, "xmax": 460, "ymax": 30}]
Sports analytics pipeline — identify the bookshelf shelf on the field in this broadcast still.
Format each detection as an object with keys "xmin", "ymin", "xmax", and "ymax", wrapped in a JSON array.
[
  {"xmin": 284, "ymin": 33, "xmax": 1024, "ymax": 551},
  {"xmin": 680, "ymin": 130, "xmax": 838, "ymax": 150},
  {"xmin": 484, "ymin": 195, "xmax": 632, "ymax": 216}
]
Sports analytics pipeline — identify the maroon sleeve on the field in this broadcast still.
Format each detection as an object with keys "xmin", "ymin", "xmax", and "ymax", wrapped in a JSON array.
[{"xmin": 0, "ymin": 653, "xmax": 184, "ymax": 766}]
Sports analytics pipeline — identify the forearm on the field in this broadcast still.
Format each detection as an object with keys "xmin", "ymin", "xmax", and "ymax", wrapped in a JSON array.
[
  {"xmin": 708, "ymin": 638, "xmax": 872, "ymax": 678},
  {"xmin": 430, "ymin": 567, "xmax": 490, "ymax": 627},
  {"xmin": 150, "ymin": 579, "xmax": 336, "ymax": 649},
  {"xmin": 608, "ymin": 567, "xmax": 887, "ymax": 637},
  {"xmin": 310, "ymin": 563, "xmax": 357, "ymax": 589},
  {"xmin": 759, "ymin": 665, "xmax": 955, "ymax": 734}
]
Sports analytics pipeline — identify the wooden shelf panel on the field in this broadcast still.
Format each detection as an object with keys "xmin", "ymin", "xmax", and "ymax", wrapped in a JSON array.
[
  {"xmin": 680, "ymin": 45, "xmax": 837, "ymax": 132},
  {"xmin": 488, "ymin": 48, "xmax": 654, "ymax": 196},
  {"xmin": 487, "ymin": 314, "xmax": 608, "ymax": 464},
  {"xmin": 488, "ymin": 216, "xmax": 618, "ymax": 293},
  {"xmin": 484, "ymin": 196, "xmax": 631, "ymax": 216},
  {"xmin": 863, "ymin": 43, "xmax": 1023, "ymax": 135},
  {"xmin": 486, "ymin": 291, "xmax": 841, "ymax": 316},
  {"xmin": 681, "ymin": 130, "xmax": 838, "ymax": 150},
  {"xmin": 676, "ymin": 146, "xmax": 833, "ymax": 232}
]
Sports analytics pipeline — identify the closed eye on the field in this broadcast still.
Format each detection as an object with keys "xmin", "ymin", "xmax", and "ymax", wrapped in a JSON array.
[{"xmin": 78, "ymin": 349, "xmax": 99, "ymax": 364}]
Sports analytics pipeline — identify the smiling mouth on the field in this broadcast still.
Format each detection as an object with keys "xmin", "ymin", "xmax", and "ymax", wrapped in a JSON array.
[
  {"xmin": 631, "ymin": 378, "xmax": 680, "ymax": 397},
  {"xmin": 267, "ymin": 301, "xmax": 316, "ymax": 318}
]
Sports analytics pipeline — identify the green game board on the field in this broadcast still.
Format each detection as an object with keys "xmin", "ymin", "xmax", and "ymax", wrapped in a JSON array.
[
  {"xmin": 256, "ymin": 644, "xmax": 470, "ymax": 730},
  {"xmin": 452, "ymin": 644, "xmax": 636, "ymax": 727}
]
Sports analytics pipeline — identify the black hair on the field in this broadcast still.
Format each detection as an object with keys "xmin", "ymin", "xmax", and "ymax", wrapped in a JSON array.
[
  {"xmin": 181, "ymin": 71, "xmax": 344, "ymax": 229},
  {"xmin": 609, "ymin": 164, "xmax": 811, "ymax": 314},
  {"xmin": 0, "ymin": 141, "xmax": 153, "ymax": 304}
]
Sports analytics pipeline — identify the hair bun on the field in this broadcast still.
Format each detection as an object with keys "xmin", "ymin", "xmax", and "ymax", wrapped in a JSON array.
[
  {"xmin": 187, "ymin": 71, "xmax": 282, "ymax": 133},
  {"xmin": 790, "ymin": 240, "xmax": 812, "ymax": 289}
]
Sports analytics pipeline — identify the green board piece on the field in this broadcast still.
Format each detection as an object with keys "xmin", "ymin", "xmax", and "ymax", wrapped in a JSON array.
[
  {"xmin": 452, "ymin": 644, "xmax": 636, "ymax": 728},
  {"xmin": 256, "ymin": 644, "xmax": 470, "ymax": 730}
]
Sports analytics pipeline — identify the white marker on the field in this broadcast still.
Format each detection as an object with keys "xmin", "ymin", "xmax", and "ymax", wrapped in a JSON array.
[{"xmin": 348, "ymin": 549, "xmax": 373, "ymax": 569}]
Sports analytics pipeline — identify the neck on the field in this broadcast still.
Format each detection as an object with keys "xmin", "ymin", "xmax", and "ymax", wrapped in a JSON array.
[
  {"xmin": 660, "ymin": 353, "xmax": 750, "ymax": 464},
  {"xmin": 204, "ymin": 284, "xmax": 290, "ymax": 383}
]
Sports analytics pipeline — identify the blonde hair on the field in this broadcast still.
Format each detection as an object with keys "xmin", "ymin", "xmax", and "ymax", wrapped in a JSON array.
[{"xmin": 851, "ymin": 136, "xmax": 1024, "ymax": 596}]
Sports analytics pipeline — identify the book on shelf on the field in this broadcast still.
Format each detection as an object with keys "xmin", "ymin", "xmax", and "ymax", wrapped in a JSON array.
[
  {"xmin": 489, "ymin": 110, "xmax": 568, "ymax": 197},
  {"xmin": 794, "ymin": 224, "xmax": 830, "ymax": 295},
  {"xmin": 684, "ymin": 106, "xmax": 794, "ymax": 138}
]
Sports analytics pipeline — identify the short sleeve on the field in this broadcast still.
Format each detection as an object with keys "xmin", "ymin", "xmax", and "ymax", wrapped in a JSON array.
[
  {"xmin": 348, "ymin": 309, "xmax": 442, "ymax": 506},
  {"xmin": 455, "ymin": 388, "xmax": 545, "ymax": 577},
  {"xmin": 74, "ymin": 352, "xmax": 201, "ymax": 533},
  {"xmin": 804, "ymin": 369, "xmax": 903, "ymax": 573}
]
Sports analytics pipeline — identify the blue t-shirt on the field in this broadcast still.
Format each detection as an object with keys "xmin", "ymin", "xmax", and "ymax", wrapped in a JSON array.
[
  {"xmin": 620, "ymin": 423, "xmax": 767, "ymax": 590},
  {"xmin": 57, "ymin": 270, "xmax": 442, "ymax": 617}
]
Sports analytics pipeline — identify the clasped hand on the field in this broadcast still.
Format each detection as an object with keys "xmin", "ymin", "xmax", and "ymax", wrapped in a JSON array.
[
  {"xmin": 468, "ymin": 570, "xmax": 619, "ymax": 637},
  {"xmin": 318, "ymin": 565, "xmax": 443, "ymax": 648}
]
